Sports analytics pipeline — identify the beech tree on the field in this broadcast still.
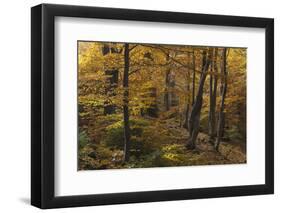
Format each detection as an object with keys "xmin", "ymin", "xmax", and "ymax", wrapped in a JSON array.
[
  {"xmin": 183, "ymin": 52, "xmax": 191, "ymax": 129},
  {"xmin": 208, "ymin": 48, "xmax": 218, "ymax": 140},
  {"xmin": 215, "ymin": 48, "xmax": 228, "ymax": 151},
  {"xmin": 78, "ymin": 41, "xmax": 246, "ymax": 170},
  {"xmin": 102, "ymin": 44, "xmax": 119, "ymax": 115},
  {"xmin": 123, "ymin": 43, "xmax": 130, "ymax": 161},
  {"xmin": 186, "ymin": 49, "xmax": 211, "ymax": 149}
]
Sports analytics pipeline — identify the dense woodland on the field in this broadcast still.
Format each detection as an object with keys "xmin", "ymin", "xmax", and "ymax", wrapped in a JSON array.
[{"xmin": 78, "ymin": 41, "xmax": 246, "ymax": 170}]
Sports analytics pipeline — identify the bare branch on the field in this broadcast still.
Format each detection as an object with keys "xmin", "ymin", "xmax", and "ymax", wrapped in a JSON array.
[{"xmin": 129, "ymin": 44, "xmax": 138, "ymax": 51}]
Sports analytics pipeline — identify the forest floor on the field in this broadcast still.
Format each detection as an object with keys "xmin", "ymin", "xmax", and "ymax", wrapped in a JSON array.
[
  {"xmin": 156, "ymin": 116, "xmax": 246, "ymax": 166},
  {"xmin": 79, "ymin": 112, "xmax": 246, "ymax": 170}
]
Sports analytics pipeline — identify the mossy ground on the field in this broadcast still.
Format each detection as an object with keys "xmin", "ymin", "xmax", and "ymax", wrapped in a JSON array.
[{"xmin": 79, "ymin": 112, "xmax": 246, "ymax": 170}]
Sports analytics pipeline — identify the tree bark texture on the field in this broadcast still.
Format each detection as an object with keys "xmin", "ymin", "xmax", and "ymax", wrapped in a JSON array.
[
  {"xmin": 208, "ymin": 48, "xmax": 218, "ymax": 140},
  {"xmin": 186, "ymin": 50, "xmax": 211, "ymax": 149},
  {"xmin": 123, "ymin": 43, "xmax": 131, "ymax": 162},
  {"xmin": 215, "ymin": 48, "xmax": 227, "ymax": 151},
  {"xmin": 192, "ymin": 51, "xmax": 196, "ymax": 106},
  {"xmin": 164, "ymin": 69, "xmax": 171, "ymax": 111},
  {"xmin": 183, "ymin": 52, "xmax": 191, "ymax": 129},
  {"xmin": 103, "ymin": 44, "xmax": 118, "ymax": 115}
]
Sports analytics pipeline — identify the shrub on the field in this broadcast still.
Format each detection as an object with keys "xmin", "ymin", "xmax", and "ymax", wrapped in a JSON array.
[
  {"xmin": 199, "ymin": 112, "xmax": 209, "ymax": 133},
  {"xmin": 226, "ymin": 126, "xmax": 243, "ymax": 141},
  {"xmin": 102, "ymin": 118, "xmax": 159, "ymax": 155},
  {"xmin": 79, "ymin": 142, "xmax": 124, "ymax": 170},
  {"xmin": 79, "ymin": 130, "xmax": 89, "ymax": 149}
]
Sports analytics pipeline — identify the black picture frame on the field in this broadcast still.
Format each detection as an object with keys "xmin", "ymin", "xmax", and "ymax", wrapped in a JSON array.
[{"xmin": 31, "ymin": 3, "xmax": 274, "ymax": 209}]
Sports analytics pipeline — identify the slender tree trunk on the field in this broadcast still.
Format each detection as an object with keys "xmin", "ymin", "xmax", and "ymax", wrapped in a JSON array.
[
  {"xmin": 170, "ymin": 75, "xmax": 177, "ymax": 107},
  {"xmin": 192, "ymin": 50, "xmax": 196, "ymax": 106},
  {"xmin": 208, "ymin": 48, "xmax": 218, "ymax": 140},
  {"xmin": 186, "ymin": 50, "xmax": 211, "ymax": 149},
  {"xmin": 147, "ymin": 87, "xmax": 158, "ymax": 117},
  {"xmin": 183, "ymin": 104, "xmax": 189, "ymax": 129},
  {"xmin": 208, "ymin": 61, "xmax": 213, "ymax": 132},
  {"xmin": 215, "ymin": 48, "xmax": 227, "ymax": 151},
  {"xmin": 103, "ymin": 44, "xmax": 118, "ymax": 115},
  {"xmin": 183, "ymin": 52, "xmax": 191, "ymax": 129},
  {"xmin": 164, "ymin": 69, "xmax": 171, "ymax": 111},
  {"xmin": 123, "ymin": 43, "xmax": 131, "ymax": 162}
]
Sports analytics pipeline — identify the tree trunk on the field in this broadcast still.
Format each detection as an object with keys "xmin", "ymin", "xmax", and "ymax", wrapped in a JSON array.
[
  {"xmin": 104, "ymin": 69, "xmax": 118, "ymax": 115},
  {"xmin": 208, "ymin": 48, "xmax": 218, "ymax": 140},
  {"xmin": 215, "ymin": 48, "xmax": 227, "ymax": 151},
  {"xmin": 186, "ymin": 50, "xmax": 211, "ymax": 149},
  {"xmin": 123, "ymin": 43, "xmax": 131, "ymax": 162},
  {"xmin": 192, "ymin": 50, "xmax": 196, "ymax": 106},
  {"xmin": 183, "ymin": 105, "xmax": 189, "ymax": 129},
  {"xmin": 103, "ymin": 44, "xmax": 118, "ymax": 115},
  {"xmin": 164, "ymin": 69, "xmax": 171, "ymax": 111},
  {"xmin": 208, "ymin": 61, "xmax": 213, "ymax": 133},
  {"xmin": 146, "ymin": 87, "xmax": 158, "ymax": 117},
  {"xmin": 183, "ymin": 52, "xmax": 191, "ymax": 129}
]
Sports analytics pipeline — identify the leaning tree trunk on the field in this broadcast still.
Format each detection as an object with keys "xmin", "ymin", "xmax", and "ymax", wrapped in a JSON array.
[
  {"xmin": 215, "ymin": 48, "xmax": 227, "ymax": 151},
  {"xmin": 208, "ymin": 48, "xmax": 218, "ymax": 140},
  {"xmin": 123, "ymin": 43, "xmax": 131, "ymax": 162},
  {"xmin": 186, "ymin": 50, "xmax": 211, "ymax": 149}
]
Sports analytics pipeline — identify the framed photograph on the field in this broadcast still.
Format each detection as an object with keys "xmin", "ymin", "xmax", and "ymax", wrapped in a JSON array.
[{"xmin": 31, "ymin": 3, "xmax": 274, "ymax": 209}]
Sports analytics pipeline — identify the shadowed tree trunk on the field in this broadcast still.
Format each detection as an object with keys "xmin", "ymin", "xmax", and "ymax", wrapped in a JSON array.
[
  {"xmin": 164, "ymin": 54, "xmax": 179, "ymax": 111},
  {"xmin": 123, "ymin": 43, "xmax": 131, "ymax": 162},
  {"xmin": 103, "ymin": 44, "xmax": 118, "ymax": 115},
  {"xmin": 192, "ymin": 50, "xmax": 196, "ymax": 106},
  {"xmin": 139, "ymin": 51, "xmax": 158, "ymax": 117},
  {"xmin": 186, "ymin": 50, "xmax": 211, "ymax": 149},
  {"xmin": 208, "ymin": 48, "xmax": 218, "ymax": 141},
  {"xmin": 183, "ymin": 52, "xmax": 191, "ymax": 129},
  {"xmin": 215, "ymin": 48, "xmax": 228, "ymax": 151},
  {"xmin": 164, "ymin": 51, "xmax": 179, "ymax": 111},
  {"xmin": 164, "ymin": 68, "xmax": 171, "ymax": 111},
  {"xmin": 147, "ymin": 87, "xmax": 158, "ymax": 117},
  {"xmin": 169, "ymin": 73, "xmax": 178, "ymax": 107},
  {"xmin": 140, "ymin": 87, "xmax": 158, "ymax": 118}
]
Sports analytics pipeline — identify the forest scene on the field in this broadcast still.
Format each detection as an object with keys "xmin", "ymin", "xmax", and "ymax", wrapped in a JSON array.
[{"xmin": 78, "ymin": 41, "xmax": 247, "ymax": 170}]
